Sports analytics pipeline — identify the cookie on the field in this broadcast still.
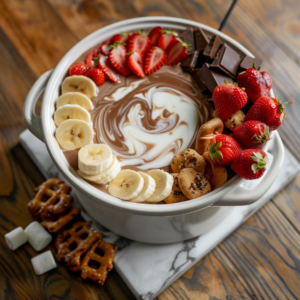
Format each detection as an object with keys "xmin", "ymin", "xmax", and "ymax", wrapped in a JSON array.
[
  {"xmin": 164, "ymin": 190, "xmax": 188, "ymax": 204},
  {"xmin": 178, "ymin": 168, "xmax": 211, "ymax": 199},
  {"xmin": 205, "ymin": 163, "xmax": 227, "ymax": 190},
  {"xmin": 171, "ymin": 173, "xmax": 181, "ymax": 192},
  {"xmin": 171, "ymin": 149, "xmax": 206, "ymax": 173}
]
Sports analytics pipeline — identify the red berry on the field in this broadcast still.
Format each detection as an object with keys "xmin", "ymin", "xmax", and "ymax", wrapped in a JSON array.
[
  {"xmin": 98, "ymin": 55, "xmax": 119, "ymax": 83},
  {"xmin": 233, "ymin": 120, "xmax": 270, "ymax": 149},
  {"xmin": 85, "ymin": 68, "xmax": 105, "ymax": 86},
  {"xmin": 68, "ymin": 62, "xmax": 89, "ymax": 76},
  {"xmin": 237, "ymin": 65, "xmax": 272, "ymax": 103},
  {"xmin": 245, "ymin": 96, "xmax": 288, "ymax": 131},
  {"xmin": 148, "ymin": 26, "xmax": 163, "ymax": 47},
  {"xmin": 110, "ymin": 33, "xmax": 129, "ymax": 44},
  {"xmin": 108, "ymin": 43, "xmax": 131, "ymax": 76},
  {"xmin": 157, "ymin": 30, "xmax": 176, "ymax": 51},
  {"xmin": 208, "ymin": 134, "xmax": 242, "ymax": 165},
  {"xmin": 128, "ymin": 51, "xmax": 145, "ymax": 78},
  {"xmin": 100, "ymin": 40, "xmax": 111, "ymax": 56},
  {"xmin": 127, "ymin": 32, "xmax": 151, "ymax": 54},
  {"xmin": 165, "ymin": 38, "xmax": 188, "ymax": 66},
  {"xmin": 144, "ymin": 46, "xmax": 167, "ymax": 75},
  {"xmin": 212, "ymin": 82, "xmax": 248, "ymax": 121},
  {"xmin": 85, "ymin": 48, "xmax": 101, "ymax": 68},
  {"xmin": 231, "ymin": 149, "xmax": 268, "ymax": 180}
]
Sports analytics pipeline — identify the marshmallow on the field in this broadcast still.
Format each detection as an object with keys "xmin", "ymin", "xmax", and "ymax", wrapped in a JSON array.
[
  {"xmin": 31, "ymin": 250, "xmax": 57, "ymax": 275},
  {"xmin": 5, "ymin": 227, "xmax": 27, "ymax": 250},
  {"xmin": 25, "ymin": 221, "xmax": 52, "ymax": 251}
]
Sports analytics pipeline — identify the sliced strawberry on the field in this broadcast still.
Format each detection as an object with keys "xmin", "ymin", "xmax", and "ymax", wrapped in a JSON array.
[
  {"xmin": 144, "ymin": 46, "xmax": 167, "ymax": 75},
  {"xmin": 100, "ymin": 40, "xmax": 111, "ymax": 56},
  {"xmin": 85, "ymin": 47, "xmax": 101, "ymax": 68},
  {"xmin": 108, "ymin": 42, "xmax": 131, "ymax": 76},
  {"xmin": 148, "ymin": 26, "xmax": 163, "ymax": 47},
  {"xmin": 157, "ymin": 30, "xmax": 176, "ymax": 51},
  {"xmin": 165, "ymin": 38, "xmax": 188, "ymax": 66},
  {"xmin": 128, "ymin": 51, "xmax": 145, "ymax": 78},
  {"xmin": 98, "ymin": 55, "xmax": 119, "ymax": 83},
  {"xmin": 127, "ymin": 31, "xmax": 151, "ymax": 54},
  {"xmin": 85, "ymin": 68, "xmax": 105, "ymax": 86},
  {"xmin": 69, "ymin": 62, "xmax": 89, "ymax": 76},
  {"xmin": 110, "ymin": 32, "xmax": 129, "ymax": 44}
]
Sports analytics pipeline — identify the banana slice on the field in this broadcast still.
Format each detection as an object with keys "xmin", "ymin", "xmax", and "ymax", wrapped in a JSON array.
[
  {"xmin": 146, "ymin": 170, "xmax": 173, "ymax": 203},
  {"xmin": 108, "ymin": 170, "xmax": 144, "ymax": 200},
  {"xmin": 56, "ymin": 92, "xmax": 93, "ymax": 110},
  {"xmin": 78, "ymin": 155, "xmax": 120, "ymax": 184},
  {"xmin": 78, "ymin": 144, "xmax": 113, "ymax": 175},
  {"xmin": 54, "ymin": 104, "xmax": 90, "ymax": 126},
  {"xmin": 61, "ymin": 75, "xmax": 97, "ymax": 99},
  {"xmin": 55, "ymin": 119, "xmax": 93, "ymax": 150},
  {"xmin": 130, "ymin": 172, "xmax": 156, "ymax": 203}
]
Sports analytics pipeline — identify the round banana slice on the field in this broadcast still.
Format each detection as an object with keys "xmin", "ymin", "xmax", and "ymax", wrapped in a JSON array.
[
  {"xmin": 61, "ymin": 75, "xmax": 97, "ymax": 99},
  {"xmin": 78, "ymin": 155, "xmax": 120, "ymax": 184},
  {"xmin": 55, "ymin": 119, "xmax": 93, "ymax": 150},
  {"xmin": 146, "ymin": 170, "xmax": 173, "ymax": 203},
  {"xmin": 108, "ymin": 170, "xmax": 144, "ymax": 201},
  {"xmin": 56, "ymin": 92, "xmax": 93, "ymax": 111},
  {"xmin": 130, "ymin": 172, "xmax": 156, "ymax": 203},
  {"xmin": 54, "ymin": 104, "xmax": 90, "ymax": 126},
  {"xmin": 78, "ymin": 144, "xmax": 113, "ymax": 175}
]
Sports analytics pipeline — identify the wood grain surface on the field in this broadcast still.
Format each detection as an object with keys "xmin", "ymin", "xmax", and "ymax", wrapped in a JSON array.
[{"xmin": 0, "ymin": 0, "xmax": 300, "ymax": 299}]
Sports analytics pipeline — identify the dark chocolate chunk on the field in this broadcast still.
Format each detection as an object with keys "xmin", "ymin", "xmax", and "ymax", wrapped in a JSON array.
[
  {"xmin": 194, "ymin": 27, "xmax": 209, "ymax": 52},
  {"xmin": 199, "ymin": 63, "xmax": 232, "ymax": 93},
  {"xmin": 181, "ymin": 51, "xmax": 199, "ymax": 72},
  {"xmin": 210, "ymin": 43, "xmax": 242, "ymax": 78},
  {"xmin": 178, "ymin": 27, "xmax": 195, "ymax": 52},
  {"xmin": 195, "ymin": 52, "xmax": 207, "ymax": 69},
  {"xmin": 203, "ymin": 35, "xmax": 222, "ymax": 61},
  {"xmin": 239, "ymin": 56, "xmax": 263, "ymax": 71},
  {"xmin": 191, "ymin": 69, "xmax": 207, "ymax": 92}
]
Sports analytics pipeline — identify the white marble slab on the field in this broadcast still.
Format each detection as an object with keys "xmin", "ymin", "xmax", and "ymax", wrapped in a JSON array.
[{"xmin": 19, "ymin": 129, "xmax": 300, "ymax": 300}]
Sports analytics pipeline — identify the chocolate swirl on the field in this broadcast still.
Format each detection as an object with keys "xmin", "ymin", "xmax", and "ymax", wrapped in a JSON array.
[{"xmin": 92, "ymin": 65, "xmax": 212, "ymax": 170}]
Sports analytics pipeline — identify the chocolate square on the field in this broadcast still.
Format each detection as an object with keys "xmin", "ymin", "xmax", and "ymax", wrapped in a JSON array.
[
  {"xmin": 181, "ymin": 51, "xmax": 199, "ymax": 72},
  {"xmin": 210, "ymin": 43, "xmax": 242, "ymax": 78},
  {"xmin": 191, "ymin": 69, "xmax": 207, "ymax": 92},
  {"xmin": 178, "ymin": 27, "xmax": 195, "ymax": 52},
  {"xmin": 195, "ymin": 52, "xmax": 208, "ymax": 69},
  {"xmin": 203, "ymin": 35, "xmax": 222, "ymax": 61},
  {"xmin": 199, "ymin": 63, "xmax": 232, "ymax": 93},
  {"xmin": 194, "ymin": 27, "xmax": 209, "ymax": 52},
  {"xmin": 239, "ymin": 56, "xmax": 263, "ymax": 71}
]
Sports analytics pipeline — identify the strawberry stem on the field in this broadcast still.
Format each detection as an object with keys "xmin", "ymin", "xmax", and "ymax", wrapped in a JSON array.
[
  {"xmin": 111, "ymin": 42, "xmax": 126, "ymax": 48},
  {"xmin": 250, "ymin": 152, "xmax": 268, "ymax": 173},
  {"xmin": 208, "ymin": 139, "xmax": 223, "ymax": 164},
  {"xmin": 175, "ymin": 37, "xmax": 192, "ymax": 51}
]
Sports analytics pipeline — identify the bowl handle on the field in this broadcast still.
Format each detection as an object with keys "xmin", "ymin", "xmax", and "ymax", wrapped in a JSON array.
[
  {"xmin": 23, "ymin": 70, "xmax": 53, "ymax": 141},
  {"xmin": 213, "ymin": 131, "xmax": 284, "ymax": 206}
]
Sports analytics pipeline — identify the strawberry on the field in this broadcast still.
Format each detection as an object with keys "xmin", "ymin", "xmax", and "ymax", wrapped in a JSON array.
[
  {"xmin": 231, "ymin": 149, "xmax": 269, "ymax": 180},
  {"xmin": 85, "ymin": 48, "xmax": 101, "ymax": 68},
  {"xmin": 233, "ymin": 120, "xmax": 270, "ymax": 149},
  {"xmin": 110, "ymin": 32, "xmax": 129, "ymax": 44},
  {"xmin": 208, "ymin": 134, "xmax": 242, "ymax": 165},
  {"xmin": 68, "ymin": 62, "xmax": 89, "ymax": 76},
  {"xmin": 165, "ymin": 38, "xmax": 189, "ymax": 66},
  {"xmin": 237, "ymin": 63, "xmax": 272, "ymax": 103},
  {"xmin": 127, "ymin": 31, "xmax": 151, "ymax": 54},
  {"xmin": 148, "ymin": 26, "xmax": 163, "ymax": 47},
  {"xmin": 212, "ymin": 82, "xmax": 248, "ymax": 121},
  {"xmin": 85, "ymin": 68, "xmax": 105, "ymax": 86},
  {"xmin": 108, "ymin": 42, "xmax": 131, "ymax": 76},
  {"xmin": 98, "ymin": 55, "xmax": 119, "ymax": 83},
  {"xmin": 144, "ymin": 46, "xmax": 167, "ymax": 75},
  {"xmin": 128, "ymin": 51, "xmax": 145, "ymax": 78},
  {"xmin": 157, "ymin": 30, "xmax": 176, "ymax": 50},
  {"xmin": 245, "ymin": 96, "xmax": 289, "ymax": 130},
  {"xmin": 100, "ymin": 40, "xmax": 111, "ymax": 56}
]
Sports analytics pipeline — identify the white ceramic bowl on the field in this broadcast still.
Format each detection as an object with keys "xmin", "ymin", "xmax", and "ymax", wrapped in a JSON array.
[{"xmin": 23, "ymin": 17, "xmax": 284, "ymax": 243}]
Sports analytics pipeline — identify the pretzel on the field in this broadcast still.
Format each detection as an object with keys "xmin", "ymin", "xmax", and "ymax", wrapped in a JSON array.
[
  {"xmin": 55, "ymin": 221, "xmax": 102, "ymax": 268},
  {"xmin": 41, "ymin": 206, "xmax": 81, "ymax": 233},
  {"xmin": 80, "ymin": 239, "xmax": 117, "ymax": 285},
  {"xmin": 28, "ymin": 178, "xmax": 73, "ymax": 220}
]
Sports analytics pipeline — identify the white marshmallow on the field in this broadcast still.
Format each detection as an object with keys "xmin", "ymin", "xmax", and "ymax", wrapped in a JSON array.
[
  {"xmin": 5, "ymin": 227, "xmax": 27, "ymax": 250},
  {"xmin": 25, "ymin": 221, "xmax": 52, "ymax": 251},
  {"xmin": 31, "ymin": 250, "xmax": 57, "ymax": 275}
]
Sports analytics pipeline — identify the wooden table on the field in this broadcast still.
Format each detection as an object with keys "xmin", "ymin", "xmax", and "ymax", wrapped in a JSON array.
[{"xmin": 1, "ymin": 0, "xmax": 300, "ymax": 299}]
